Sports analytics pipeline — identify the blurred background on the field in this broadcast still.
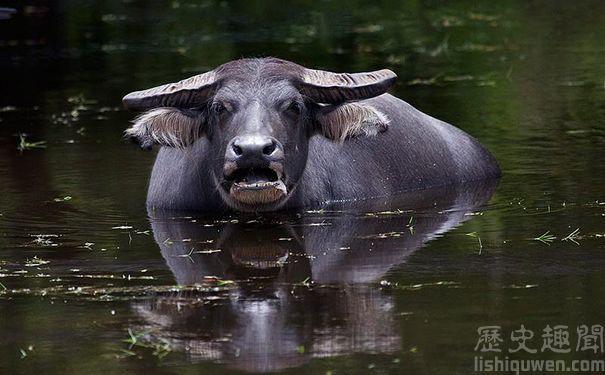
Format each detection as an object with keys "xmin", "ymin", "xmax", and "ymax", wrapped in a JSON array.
[{"xmin": 1, "ymin": 1, "xmax": 604, "ymax": 374}]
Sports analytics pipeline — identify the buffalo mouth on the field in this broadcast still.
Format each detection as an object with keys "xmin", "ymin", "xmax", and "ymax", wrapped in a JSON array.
[{"xmin": 225, "ymin": 167, "xmax": 287, "ymax": 205}]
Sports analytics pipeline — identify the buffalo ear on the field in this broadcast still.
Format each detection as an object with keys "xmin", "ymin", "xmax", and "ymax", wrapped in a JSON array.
[
  {"xmin": 124, "ymin": 108, "xmax": 205, "ymax": 149},
  {"xmin": 315, "ymin": 102, "xmax": 390, "ymax": 142}
]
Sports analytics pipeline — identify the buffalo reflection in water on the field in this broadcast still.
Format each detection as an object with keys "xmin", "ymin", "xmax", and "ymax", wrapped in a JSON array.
[{"xmin": 132, "ymin": 181, "xmax": 497, "ymax": 372}]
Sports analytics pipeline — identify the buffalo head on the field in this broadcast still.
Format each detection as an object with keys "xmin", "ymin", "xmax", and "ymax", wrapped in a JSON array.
[{"xmin": 123, "ymin": 58, "xmax": 396, "ymax": 211}]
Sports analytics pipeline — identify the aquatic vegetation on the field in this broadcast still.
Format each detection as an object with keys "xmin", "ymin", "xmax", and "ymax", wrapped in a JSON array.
[
  {"xmin": 360, "ymin": 231, "xmax": 407, "ymax": 239},
  {"xmin": 465, "ymin": 232, "xmax": 483, "ymax": 253},
  {"xmin": 120, "ymin": 328, "xmax": 171, "ymax": 359},
  {"xmin": 17, "ymin": 133, "xmax": 46, "ymax": 151},
  {"xmin": 173, "ymin": 248, "xmax": 196, "ymax": 263},
  {"xmin": 80, "ymin": 242, "xmax": 95, "ymax": 250},
  {"xmin": 1, "ymin": 282, "xmax": 235, "ymax": 300},
  {"xmin": 1, "ymin": 1, "xmax": 605, "ymax": 373},
  {"xmin": 24, "ymin": 256, "xmax": 50, "ymax": 267},
  {"xmin": 532, "ymin": 228, "xmax": 581, "ymax": 245},
  {"xmin": 505, "ymin": 284, "xmax": 538, "ymax": 289},
  {"xmin": 52, "ymin": 196, "xmax": 72, "ymax": 202},
  {"xmin": 123, "ymin": 328, "xmax": 143, "ymax": 347},
  {"xmin": 379, "ymin": 280, "xmax": 460, "ymax": 291},
  {"xmin": 533, "ymin": 231, "xmax": 557, "ymax": 245},
  {"xmin": 27, "ymin": 234, "xmax": 59, "ymax": 247},
  {"xmin": 562, "ymin": 228, "xmax": 581, "ymax": 245}
]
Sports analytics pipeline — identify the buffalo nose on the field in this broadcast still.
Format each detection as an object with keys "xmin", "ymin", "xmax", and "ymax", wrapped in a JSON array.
[{"xmin": 228, "ymin": 136, "xmax": 283, "ymax": 162}]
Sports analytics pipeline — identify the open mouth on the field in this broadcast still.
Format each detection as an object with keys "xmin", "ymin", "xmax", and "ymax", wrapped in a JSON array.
[{"xmin": 226, "ymin": 167, "xmax": 287, "ymax": 205}]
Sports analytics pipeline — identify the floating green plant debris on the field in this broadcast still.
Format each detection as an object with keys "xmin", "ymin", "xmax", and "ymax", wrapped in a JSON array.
[
  {"xmin": 173, "ymin": 248, "xmax": 195, "ymax": 263},
  {"xmin": 360, "ymin": 231, "xmax": 406, "ymax": 239},
  {"xmin": 193, "ymin": 249, "xmax": 221, "ymax": 254},
  {"xmin": 465, "ymin": 232, "xmax": 483, "ymax": 253},
  {"xmin": 533, "ymin": 231, "xmax": 557, "ymax": 244},
  {"xmin": 124, "ymin": 328, "xmax": 142, "ymax": 346},
  {"xmin": 24, "ymin": 256, "xmax": 50, "ymax": 267},
  {"xmin": 505, "ymin": 284, "xmax": 538, "ymax": 289},
  {"xmin": 562, "ymin": 228, "xmax": 580, "ymax": 245},
  {"xmin": 119, "ymin": 328, "xmax": 171, "ymax": 359},
  {"xmin": 80, "ymin": 242, "xmax": 95, "ymax": 250},
  {"xmin": 28, "ymin": 234, "xmax": 59, "ymax": 247},
  {"xmin": 399, "ymin": 281, "xmax": 460, "ymax": 290},
  {"xmin": 1, "ymin": 283, "xmax": 235, "ymax": 300},
  {"xmin": 53, "ymin": 196, "xmax": 72, "ymax": 202},
  {"xmin": 216, "ymin": 279, "xmax": 235, "ymax": 286},
  {"xmin": 307, "ymin": 222, "xmax": 331, "ymax": 226},
  {"xmin": 366, "ymin": 209, "xmax": 409, "ymax": 217},
  {"xmin": 17, "ymin": 133, "xmax": 46, "ymax": 151}
]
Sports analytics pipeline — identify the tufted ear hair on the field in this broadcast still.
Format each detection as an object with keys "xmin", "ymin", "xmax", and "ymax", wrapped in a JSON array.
[
  {"xmin": 124, "ymin": 108, "xmax": 205, "ymax": 150},
  {"xmin": 314, "ymin": 102, "xmax": 390, "ymax": 142}
]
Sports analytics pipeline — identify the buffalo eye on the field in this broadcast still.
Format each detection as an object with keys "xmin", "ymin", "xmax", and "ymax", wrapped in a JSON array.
[
  {"xmin": 283, "ymin": 100, "xmax": 302, "ymax": 116},
  {"xmin": 212, "ymin": 100, "xmax": 234, "ymax": 116}
]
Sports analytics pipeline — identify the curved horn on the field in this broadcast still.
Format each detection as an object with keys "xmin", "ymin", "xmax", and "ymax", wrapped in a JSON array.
[
  {"xmin": 297, "ymin": 68, "xmax": 397, "ymax": 104},
  {"xmin": 122, "ymin": 71, "xmax": 219, "ymax": 111}
]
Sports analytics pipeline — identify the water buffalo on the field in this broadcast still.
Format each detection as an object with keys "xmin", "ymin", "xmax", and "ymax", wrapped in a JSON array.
[{"xmin": 123, "ymin": 58, "xmax": 500, "ymax": 211}]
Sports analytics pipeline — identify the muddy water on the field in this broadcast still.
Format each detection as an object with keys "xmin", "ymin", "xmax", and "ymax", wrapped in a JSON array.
[{"xmin": 1, "ymin": 1, "xmax": 605, "ymax": 374}]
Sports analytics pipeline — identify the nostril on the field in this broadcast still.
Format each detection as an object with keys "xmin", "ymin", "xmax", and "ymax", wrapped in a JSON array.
[
  {"xmin": 263, "ymin": 141, "xmax": 276, "ymax": 155},
  {"xmin": 232, "ymin": 143, "xmax": 243, "ymax": 156}
]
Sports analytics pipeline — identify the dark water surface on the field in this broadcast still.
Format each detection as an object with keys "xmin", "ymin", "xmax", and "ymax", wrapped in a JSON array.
[{"xmin": 1, "ymin": 1, "xmax": 605, "ymax": 374}]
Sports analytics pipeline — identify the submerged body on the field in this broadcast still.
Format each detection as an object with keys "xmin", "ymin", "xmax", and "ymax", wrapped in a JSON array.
[
  {"xmin": 123, "ymin": 58, "xmax": 500, "ymax": 212},
  {"xmin": 146, "ymin": 94, "xmax": 499, "ymax": 211}
]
